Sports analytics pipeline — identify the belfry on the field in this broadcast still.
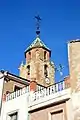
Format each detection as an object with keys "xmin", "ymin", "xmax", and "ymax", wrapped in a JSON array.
[{"xmin": 19, "ymin": 15, "xmax": 55, "ymax": 86}]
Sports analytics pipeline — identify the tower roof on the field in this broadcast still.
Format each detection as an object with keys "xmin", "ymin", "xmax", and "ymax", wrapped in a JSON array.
[{"xmin": 25, "ymin": 37, "xmax": 51, "ymax": 53}]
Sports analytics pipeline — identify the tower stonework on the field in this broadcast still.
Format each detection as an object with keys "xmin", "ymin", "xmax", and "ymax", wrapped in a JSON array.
[
  {"xmin": 68, "ymin": 39, "xmax": 80, "ymax": 92},
  {"xmin": 19, "ymin": 37, "xmax": 55, "ymax": 86}
]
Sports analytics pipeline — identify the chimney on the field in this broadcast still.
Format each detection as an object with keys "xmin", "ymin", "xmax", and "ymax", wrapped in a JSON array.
[
  {"xmin": 29, "ymin": 78, "xmax": 37, "ymax": 103},
  {"xmin": 30, "ymin": 78, "xmax": 37, "ymax": 92}
]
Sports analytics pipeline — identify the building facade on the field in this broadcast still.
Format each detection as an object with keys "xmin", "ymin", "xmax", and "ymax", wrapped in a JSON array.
[{"xmin": 1, "ymin": 34, "xmax": 80, "ymax": 120}]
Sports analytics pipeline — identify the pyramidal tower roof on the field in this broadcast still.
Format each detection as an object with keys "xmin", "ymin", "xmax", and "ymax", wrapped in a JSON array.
[
  {"xmin": 25, "ymin": 15, "xmax": 51, "ymax": 53},
  {"xmin": 25, "ymin": 36, "xmax": 51, "ymax": 53}
]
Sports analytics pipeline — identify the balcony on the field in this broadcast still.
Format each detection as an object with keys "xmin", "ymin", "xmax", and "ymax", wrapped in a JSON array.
[
  {"xmin": 6, "ymin": 86, "xmax": 29, "ymax": 101},
  {"xmin": 5, "ymin": 79, "xmax": 71, "ymax": 108},
  {"xmin": 28, "ymin": 80, "xmax": 71, "ymax": 111}
]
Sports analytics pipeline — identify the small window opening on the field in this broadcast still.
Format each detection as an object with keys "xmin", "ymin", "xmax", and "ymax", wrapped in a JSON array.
[
  {"xmin": 14, "ymin": 85, "xmax": 21, "ymax": 92},
  {"xmin": 27, "ymin": 65, "xmax": 30, "ymax": 75},
  {"xmin": 28, "ymin": 51, "xmax": 31, "ymax": 60},
  {"xmin": 29, "ymin": 51, "xmax": 31, "ymax": 55},
  {"xmin": 9, "ymin": 112, "xmax": 18, "ymax": 120},
  {"xmin": 6, "ymin": 91, "xmax": 10, "ymax": 94},
  {"xmin": 44, "ymin": 64, "xmax": 48, "ymax": 77},
  {"xmin": 44, "ymin": 51, "xmax": 47, "ymax": 60}
]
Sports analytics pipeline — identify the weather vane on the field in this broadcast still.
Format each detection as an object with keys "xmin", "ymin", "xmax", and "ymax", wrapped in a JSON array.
[
  {"xmin": 55, "ymin": 64, "xmax": 64, "ymax": 77},
  {"xmin": 35, "ymin": 15, "xmax": 41, "ymax": 36}
]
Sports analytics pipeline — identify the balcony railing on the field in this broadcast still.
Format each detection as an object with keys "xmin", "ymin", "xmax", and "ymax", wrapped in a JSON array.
[
  {"xmin": 6, "ymin": 79, "xmax": 70, "ymax": 102},
  {"xmin": 29, "ymin": 80, "xmax": 68, "ymax": 102},
  {"xmin": 6, "ymin": 86, "xmax": 29, "ymax": 101}
]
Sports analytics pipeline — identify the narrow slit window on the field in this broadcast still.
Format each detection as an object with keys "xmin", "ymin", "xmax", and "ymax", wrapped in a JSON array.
[
  {"xmin": 44, "ymin": 51, "xmax": 47, "ymax": 60},
  {"xmin": 27, "ymin": 65, "xmax": 30, "ymax": 75},
  {"xmin": 28, "ymin": 51, "xmax": 31, "ymax": 60},
  {"xmin": 44, "ymin": 64, "xmax": 48, "ymax": 77}
]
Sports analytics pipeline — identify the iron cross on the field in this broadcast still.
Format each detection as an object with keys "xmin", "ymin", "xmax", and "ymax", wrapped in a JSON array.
[{"xmin": 35, "ymin": 15, "xmax": 41, "ymax": 30}]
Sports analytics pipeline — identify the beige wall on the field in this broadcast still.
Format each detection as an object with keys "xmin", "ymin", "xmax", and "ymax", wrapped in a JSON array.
[
  {"xmin": 68, "ymin": 41, "xmax": 80, "ymax": 92},
  {"xmin": 3, "ymin": 80, "xmax": 25, "ymax": 94},
  {"xmin": 30, "ymin": 102, "xmax": 67, "ymax": 120}
]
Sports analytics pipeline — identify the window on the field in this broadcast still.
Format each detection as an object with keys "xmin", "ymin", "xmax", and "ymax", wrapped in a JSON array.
[
  {"xmin": 14, "ymin": 85, "xmax": 21, "ymax": 92},
  {"xmin": 29, "ymin": 51, "xmax": 31, "ymax": 54},
  {"xmin": 51, "ymin": 110, "xmax": 63, "ymax": 120},
  {"xmin": 44, "ymin": 64, "xmax": 48, "ymax": 77},
  {"xmin": 28, "ymin": 51, "xmax": 31, "ymax": 60},
  {"xmin": 6, "ymin": 91, "xmax": 10, "ymax": 94},
  {"xmin": 44, "ymin": 51, "xmax": 47, "ymax": 60},
  {"xmin": 27, "ymin": 65, "xmax": 30, "ymax": 75},
  {"xmin": 9, "ymin": 112, "xmax": 18, "ymax": 120}
]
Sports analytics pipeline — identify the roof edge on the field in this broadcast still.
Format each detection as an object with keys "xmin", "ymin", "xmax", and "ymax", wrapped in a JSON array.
[
  {"xmin": 24, "ymin": 46, "xmax": 51, "ymax": 54},
  {"xmin": 0, "ymin": 70, "xmax": 30, "ymax": 85},
  {"xmin": 68, "ymin": 39, "xmax": 80, "ymax": 43}
]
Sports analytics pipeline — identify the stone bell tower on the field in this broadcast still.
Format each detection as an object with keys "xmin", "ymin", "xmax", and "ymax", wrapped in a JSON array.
[{"xmin": 19, "ymin": 16, "xmax": 55, "ymax": 86}]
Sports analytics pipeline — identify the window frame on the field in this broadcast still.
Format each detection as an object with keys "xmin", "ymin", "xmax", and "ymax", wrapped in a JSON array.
[
  {"xmin": 48, "ymin": 108, "xmax": 64, "ymax": 120},
  {"xmin": 7, "ymin": 110, "xmax": 19, "ymax": 120}
]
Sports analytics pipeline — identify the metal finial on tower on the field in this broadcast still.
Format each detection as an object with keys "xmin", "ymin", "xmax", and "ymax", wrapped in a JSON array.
[
  {"xmin": 55, "ymin": 64, "xmax": 64, "ymax": 80},
  {"xmin": 35, "ymin": 15, "xmax": 41, "ymax": 37},
  {"xmin": 58, "ymin": 64, "xmax": 64, "ymax": 77}
]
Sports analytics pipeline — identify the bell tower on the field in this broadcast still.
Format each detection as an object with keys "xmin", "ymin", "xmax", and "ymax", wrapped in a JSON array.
[{"xmin": 19, "ymin": 16, "xmax": 55, "ymax": 86}]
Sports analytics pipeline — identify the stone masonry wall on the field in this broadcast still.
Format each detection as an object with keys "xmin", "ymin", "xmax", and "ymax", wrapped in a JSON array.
[{"xmin": 20, "ymin": 47, "xmax": 55, "ymax": 86}]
